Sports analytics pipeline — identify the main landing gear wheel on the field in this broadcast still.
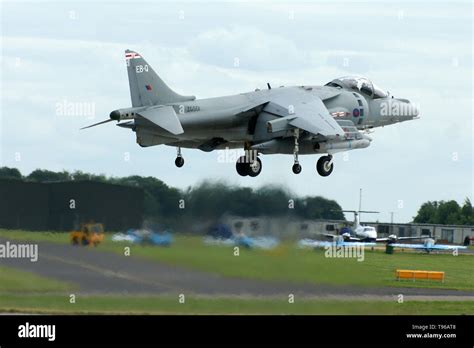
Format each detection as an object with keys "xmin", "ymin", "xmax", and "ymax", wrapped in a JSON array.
[
  {"xmin": 175, "ymin": 147, "xmax": 184, "ymax": 168},
  {"xmin": 247, "ymin": 157, "xmax": 262, "ymax": 177},
  {"xmin": 292, "ymin": 163, "xmax": 302, "ymax": 174},
  {"xmin": 236, "ymin": 156, "xmax": 248, "ymax": 176},
  {"xmin": 236, "ymin": 155, "xmax": 262, "ymax": 177},
  {"xmin": 317, "ymin": 155, "xmax": 333, "ymax": 177}
]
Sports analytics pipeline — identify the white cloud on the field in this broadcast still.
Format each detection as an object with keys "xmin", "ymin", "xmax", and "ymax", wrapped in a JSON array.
[{"xmin": 188, "ymin": 26, "xmax": 305, "ymax": 70}]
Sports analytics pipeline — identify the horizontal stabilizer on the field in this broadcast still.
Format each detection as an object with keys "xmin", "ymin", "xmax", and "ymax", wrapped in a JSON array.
[{"xmin": 138, "ymin": 106, "xmax": 184, "ymax": 135}]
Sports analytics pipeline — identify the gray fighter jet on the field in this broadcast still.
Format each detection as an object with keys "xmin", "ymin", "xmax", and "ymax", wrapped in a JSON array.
[{"xmin": 83, "ymin": 50, "xmax": 419, "ymax": 177}]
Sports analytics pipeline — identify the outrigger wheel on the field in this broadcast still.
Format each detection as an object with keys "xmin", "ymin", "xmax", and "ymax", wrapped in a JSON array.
[
  {"xmin": 175, "ymin": 156, "xmax": 184, "ymax": 168},
  {"xmin": 292, "ymin": 163, "xmax": 302, "ymax": 174},
  {"xmin": 175, "ymin": 147, "xmax": 184, "ymax": 168}
]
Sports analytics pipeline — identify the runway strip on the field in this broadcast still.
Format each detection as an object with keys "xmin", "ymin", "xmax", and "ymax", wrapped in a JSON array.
[{"xmin": 1, "ymin": 239, "xmax": 473, "ymax": 300}]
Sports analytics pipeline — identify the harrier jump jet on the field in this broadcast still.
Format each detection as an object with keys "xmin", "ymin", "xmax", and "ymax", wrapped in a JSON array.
[{"xmin": 83, "ymin": 50, "xmax": 419, "ymax": 177}]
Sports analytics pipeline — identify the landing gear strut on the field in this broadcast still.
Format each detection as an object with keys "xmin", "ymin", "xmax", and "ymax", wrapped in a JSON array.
[
  {"xmin": 175, "ymin": 147, "xmax": 184, "ymax": 168},
  {"xmin": 235, "ymin": 150, "xmax": 262, "ymax": 177},
  {"xmin": 317, "ymin": 155, "xmax": 333, "ymax": 176},
  {"xmin": 292, "ymin": 129, "xmax": 302, "ymax": 174}
]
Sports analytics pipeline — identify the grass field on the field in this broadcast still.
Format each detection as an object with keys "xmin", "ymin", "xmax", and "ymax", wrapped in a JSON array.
[
  {"xmin": 1, "ymin": 230, "xmax": 473, "ymax": 291},
  {"xmin": 0, "ymin": 230, "xmax": 473, "ymax": 315},
  {"xmin": 105, "ymin": 236, "xmax": 474, "ymax": 291},
  {"xmin": 1, "ymin": 294, "xmax": 473, "ymax": 315},
  {"xmin": 0, "ymin": 230, "xmax": 71, "ymax": 244},
  {"xmin": 0, "ymin": 266, "xmax": 75, "ymax": 292}
]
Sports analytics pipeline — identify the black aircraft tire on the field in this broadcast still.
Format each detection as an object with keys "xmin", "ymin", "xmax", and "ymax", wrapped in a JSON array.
[
  {"xmin": 317, "ymin": 156, "xmax": 334, "ymax": 176},
  {"xmin": 292, "ymin": 163, "xmax": 302, "ymax": 174},
  {"xmin": 175, "ymin": 157, "xmax": 184, "ymax": 168},
  {"xmin": 247, "ymin": 158, "xmax": 262, "ymax": 177},
  {"xmin": 236, "ymin": 156, "xmax": 248, "ymax": 176}
]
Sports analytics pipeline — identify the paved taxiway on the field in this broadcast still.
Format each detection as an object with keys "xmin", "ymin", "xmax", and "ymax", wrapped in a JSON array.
[{"xmin": 1, "ymin": 239, "xmax": 473, "ymax": 300}]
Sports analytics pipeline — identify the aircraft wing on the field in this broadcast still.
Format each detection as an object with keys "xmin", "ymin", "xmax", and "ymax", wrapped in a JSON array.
[
  {"xmin": 345, "ymin": 241, "xmax": 377, "ymax": 247},
  {"xmin": 346, "ymin": 236, "xmax": 363, "ymax": 242},
  {"xmin": 428, "ymin": 244, "xmax": 467, "ymax": 250},
  {"xmin": 298, "ymin": 239, "xmax": 376, "ymax": 248},
  {"xmin": 323, "ymin": 233, "xmax": 361, "ymax": 242},
  {"xmin": 265, "ymin": 93, "xmax": 345, "ymax": 138},
  {"xmin": 376, "ymin": 236, "xmax": 430, "ymax": 243},
  {"xmin": 288, "ymin": 97, "xmax": 345, "ymax": 137},
  {"xmin": 389, "ymin": 243, "xmax": 427, "ymax": 249},
  {"xmin": 389, "ymin": 243, "xmax": 467, "ymax": 250},
  {"xmin": 298, "ymin": 239, "xmax": 334, "ymax": 248}
]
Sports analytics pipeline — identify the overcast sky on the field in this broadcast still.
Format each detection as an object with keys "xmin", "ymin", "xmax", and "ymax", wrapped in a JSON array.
[{"xmin": 1, "ymin": 0, "xmax": 472, "ymax": 223}]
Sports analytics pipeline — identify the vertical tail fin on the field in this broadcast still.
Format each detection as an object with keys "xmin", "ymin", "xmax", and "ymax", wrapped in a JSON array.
[
  {"xmin": 354, "ymin": 212, "xmax": 360, "ymax": 228},
  {"xmin": 125, "ymin": 49, "xmax": 195, "ymax": 107}
]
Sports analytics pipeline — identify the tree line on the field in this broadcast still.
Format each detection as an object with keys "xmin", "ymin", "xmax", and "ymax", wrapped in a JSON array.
[
  {"xmin": 413, "ymin": 199, "xmax": 474, "ymax": 226},
  {"xmin": 3, "ymin": 167, "xmax": 472, "ymax": 226},
  {"xmin": 0, "ymin": 167, "xmax": 345, "ymax": 223}
]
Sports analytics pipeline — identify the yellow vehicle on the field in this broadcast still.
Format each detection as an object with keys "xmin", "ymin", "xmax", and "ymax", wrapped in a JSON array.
[{"xmin": 70, "ymin": 223, "xmax": 105, "ymax": 246}]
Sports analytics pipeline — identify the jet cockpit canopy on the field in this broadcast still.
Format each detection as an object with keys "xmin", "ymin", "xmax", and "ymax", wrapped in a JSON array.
[{"xmin": 326, "ymin": 76, "xmax": 388, "ymax": 99}]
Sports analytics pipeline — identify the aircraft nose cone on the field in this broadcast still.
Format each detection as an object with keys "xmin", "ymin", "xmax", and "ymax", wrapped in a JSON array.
[
  {"xmin": 395, "ymin": 98, "xmax": 419, "ymax": 119},
  {"xmin": 110, "ymin": 110, "xmax": 121, "ymax": 120},
  {"xmin": 404, "ymin": 102, "xmax": 419, "ymax": 119}
]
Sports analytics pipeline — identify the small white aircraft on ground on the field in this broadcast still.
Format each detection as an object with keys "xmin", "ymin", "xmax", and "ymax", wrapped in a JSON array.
[{"xmin": 323, "ymin": 210, "xmax": 427, "ymax": 243}]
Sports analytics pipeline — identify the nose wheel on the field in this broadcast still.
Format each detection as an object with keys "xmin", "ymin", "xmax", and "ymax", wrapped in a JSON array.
[
  {"xmin": 175, "ymin": 147, "xmax": 184, "ymax": 168},
  {"xmin": 316, "ymin": 155, "xmax": 333, "ymax": 176}
]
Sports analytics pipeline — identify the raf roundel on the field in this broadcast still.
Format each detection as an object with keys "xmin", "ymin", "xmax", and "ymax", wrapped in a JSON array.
[{"xmin": 352, "ymin": 108, "xmax": 360, "ymax": 117}]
